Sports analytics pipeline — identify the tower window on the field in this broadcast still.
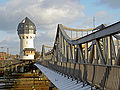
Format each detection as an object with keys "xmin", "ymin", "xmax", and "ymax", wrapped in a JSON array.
[
  {"xmin": 26, "ymin": 36, "xmax": 28, "ymax": 39},
  {"xmin": 29, "ymin": 30, "xmax": 33, "ymax": 34},
  {"xmin": 30, "ymin": 36, "xmax": 32, "ymax": 39},
  {"xmin": 30, "ymin": 26, "xmax": 33, "ymax": 29}
]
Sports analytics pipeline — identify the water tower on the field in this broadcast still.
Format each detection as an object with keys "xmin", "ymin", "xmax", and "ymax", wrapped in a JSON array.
[{"xmin": 17, "ymin": 17, "xmax": 36, "ymax": 60}]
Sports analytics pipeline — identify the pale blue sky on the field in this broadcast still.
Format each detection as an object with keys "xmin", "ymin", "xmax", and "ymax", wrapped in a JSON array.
[
  {"xmin": 0, "ymin": 0, "xmax": 8, "ymax": 5},
  {"xmin": 0, "ymin": 0, "xmax": 120, "ymax": 54}
]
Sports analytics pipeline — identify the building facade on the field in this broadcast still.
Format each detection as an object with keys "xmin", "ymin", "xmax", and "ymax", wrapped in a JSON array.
[
  {"xmin": 0, "ymin": 52, "xmax": 7, "ymax": 60},
  {"xmin": 17, "ymin": 17, "xmax": 36, "ymax": 60}
]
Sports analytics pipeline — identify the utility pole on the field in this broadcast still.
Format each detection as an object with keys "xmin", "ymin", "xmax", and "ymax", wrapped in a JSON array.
[{"xmin": 7, "ymin": 48, "xmax": 9, "ymax": 60}]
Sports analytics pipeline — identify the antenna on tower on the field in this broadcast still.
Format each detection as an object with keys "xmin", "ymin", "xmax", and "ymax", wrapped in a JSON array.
[
  {"xmin": 93, "ymin": 16, "xmax": 95, "ymax": 28},
  {"xmin": 92, "ymin": 16, "xmax": 96, "ymax": 32}
]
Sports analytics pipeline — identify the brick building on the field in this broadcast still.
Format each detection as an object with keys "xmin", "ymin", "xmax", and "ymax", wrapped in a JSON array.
[{"xmin": 0, "ymin": 52, "xmax": 8, "ymax": 60}]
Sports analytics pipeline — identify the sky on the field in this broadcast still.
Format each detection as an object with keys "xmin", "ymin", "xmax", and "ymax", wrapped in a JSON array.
[{"xmin": 0, "ymin": 0, "xmax": 120, "ymax": 54}]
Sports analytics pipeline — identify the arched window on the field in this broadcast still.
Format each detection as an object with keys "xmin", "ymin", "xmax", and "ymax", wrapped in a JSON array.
[
  {"xmin": 30, "ymin": 26, "xmax": 33, "ymax": 29},
  {"xmin": 30, "ymin": 36, "xmax": 32, "ymax": 39},
  {"xmin": 26, "ymin": 36, "xmax": 28, "ymax": 39}
]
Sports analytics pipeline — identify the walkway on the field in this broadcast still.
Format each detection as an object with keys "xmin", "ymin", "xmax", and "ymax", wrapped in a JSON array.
[{"xmin": 35, "ymin": 63, "xmax": 91, "ymax": 90}]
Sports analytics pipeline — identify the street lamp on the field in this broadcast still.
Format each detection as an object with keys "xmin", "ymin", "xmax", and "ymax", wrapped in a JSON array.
[{"xmin": 0, "ymin": 47, "xmax": 4, "ymax": 60}]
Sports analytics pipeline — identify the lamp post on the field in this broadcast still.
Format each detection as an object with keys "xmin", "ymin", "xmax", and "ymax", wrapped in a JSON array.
[{"xmin": 0, "ymin": 47, "xmax": 4, "ymax": 60}]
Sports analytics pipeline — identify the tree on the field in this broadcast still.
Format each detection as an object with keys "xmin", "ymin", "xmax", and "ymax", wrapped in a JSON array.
[{"xmin": 34, "ymin": 51, "xmax": 40, "ymax": 59}]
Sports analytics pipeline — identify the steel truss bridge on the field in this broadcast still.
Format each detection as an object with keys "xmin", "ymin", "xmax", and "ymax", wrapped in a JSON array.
[{"xmin": 36, "ymin": 21, "xmax": 120, "ymax": 90}]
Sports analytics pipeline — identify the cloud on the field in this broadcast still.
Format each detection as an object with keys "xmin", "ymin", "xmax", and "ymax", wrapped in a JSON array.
[
  {"xmin": 35, "ymin": 29, "xmax": 56, "ymax": 52},
  {"xmin": 0, "ymin": 0, "xmax": 86, "ymax": 54},
  {"xmin": 98, "ymin": 0, "xmax": 120, "ymax": 9},
  {"xmin": 0, "ymin": 37, "xmax": 19, "ymax": 54},
  {"xmin": 0, "ymin": 0, "xmax": 85, "ymax": 32}
]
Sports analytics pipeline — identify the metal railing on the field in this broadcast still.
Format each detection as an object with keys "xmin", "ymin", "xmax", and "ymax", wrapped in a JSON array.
[{"xmin": 39, "ymin": 21, "xmax": 120, "ymax": 89}]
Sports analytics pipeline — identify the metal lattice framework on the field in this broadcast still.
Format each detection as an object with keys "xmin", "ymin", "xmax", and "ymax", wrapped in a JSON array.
[
  {"xmin": 62, "ymin": 25, "xmax": 94, "ymax": 31},
  {"xmin": 39, "ymin": 21, "xmax": 120, "ymax": 89}
]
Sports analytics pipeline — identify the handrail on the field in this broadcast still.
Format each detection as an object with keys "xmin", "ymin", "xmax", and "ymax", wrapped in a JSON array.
[
  {"xmin": 58, "ymin": 21, "xmax": 120, "ymax": 45},
  {"xmin": 42, "ymin": 20, "xmax": 120, "ymax": 65},
  {"xmin": 39, "ymin": 20, "xmax": 120, "ymax": 90}
]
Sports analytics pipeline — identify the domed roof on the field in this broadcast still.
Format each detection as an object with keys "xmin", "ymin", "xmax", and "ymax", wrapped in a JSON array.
[{"xmin": 17, "ymin": 17, "xmax": 36, "ymax": 34}]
